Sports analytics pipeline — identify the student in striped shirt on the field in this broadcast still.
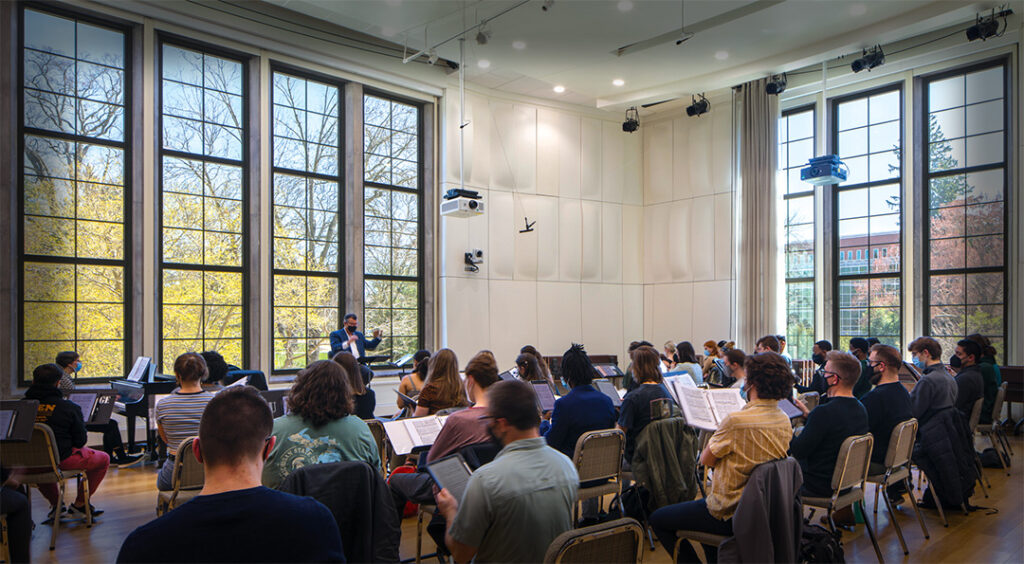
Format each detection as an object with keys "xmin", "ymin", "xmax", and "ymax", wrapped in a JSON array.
[{"xmin": 156, "ymin": 353, "xmax": 215, "ymax": 491}]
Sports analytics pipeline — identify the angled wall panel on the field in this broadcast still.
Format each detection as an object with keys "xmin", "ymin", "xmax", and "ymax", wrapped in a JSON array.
[
  {"xmin": 442, "ymin": 276, "xmax": 491, "ymax": 355},
  {"xmin": 581, "ymin": 283, "xmax": 623, "ymax": 357},
  {"xmin": 487, "ymin": 190, "xmax": 515, "ymax": 279},
  {"xmin": 515, "ymin": 194, "xmax": 540, "ymax": 279},
  {"xmin": 488, "ymin": 280, "xmax": 537, "ymax": 368},
  {"xmin": 712, "ymin": 102, "xmax": 733, "ymax": 194},
  {"xmin": 489, "ymin": 100, "xmax": 516, "ymax": 191},
  {"xmin": 537, "ymin": 281, "xmax": 583, "ymax": 355},
  {"xmin": 622, "ymin": 129, "xmax": 643, "ymax": 205},
  {"xmin": 644, "ymin": 204, "xmax": 671, "ymax": 284},
  {"xmin": 621, "ymin": 205, "xmax": 643, "ymax": 284},
  {"xmin": 688, "ymin": 114, "xmax": 713, "ymax": 198},
  {"xmin": 651, "ymin": 282, "xmax": 694, "ymax": 345},
  {"xmin": 535, "ymin": 195, "xmax": 560, "ymax": 281},
  {"xmin": 601, "ymin": 121, "xmax": 624, "ymax": 203},
  {"xmin": 513, "ymin": 105, "xmax": 537, "ymax": 193},
  {"xmin": 622, "ymin": 284, "xmax": 644, "ymax": 362},
  {"xmin": 689, "ymin": 195, "xmax": 716, "ymax": 281},
  {"xmin": 714, "ymin": 192, "xmax": 733, "ymax": 281},
  {"xmin": 602, "ymin": 204, "xmax": 622, "ymax": 283},
  {"xmin": 644, "ymin": 120, "xmax": 673, "ymax": 205},
  {"xmin": 580, "ymin": 117, "xmax": 603, "ymax": 201},
  {"xmin": 668, "ymin": 199, "xmax": 692, "ymax": 282},
  {"xmin": 467, "ymin": 91, "xmax": 491, "ymax": 190},
  {"xmin": 672, "ymin": 117, "xmax": 691, "ymax": 201},
  {"xmin": 536, "ymin": 108, "xmax": 560, "ymax": 197},
  {"xmin": 558, "ymin": 200, "xmax": 582, "ymax": 281},
  {"xmin": 692, "ymin": 280, "xmax": 732, "ymax": 341},
  {"xmin": 581, "ymin": 200, "xmax": 602, "ymax": 282}
]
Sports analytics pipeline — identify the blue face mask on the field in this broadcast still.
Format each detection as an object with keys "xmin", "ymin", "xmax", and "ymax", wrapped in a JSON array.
[
  {"xmin": 912, "ymin": 356, "xmax": 925, "ymax": 370},
  {"xmin": 561, "ymin": 378, "xmax": 568, "ymax": 390},
  {"xmin": 704, "ymin": 349, "xmax": 712, "ymax": 356},
  {"xmin": 74, "ymin": 361, "xmax": 83, "ymax": 372},
  {"xmin": 739, "ymin": 382, "xmax": 748, "ymax": 401}
]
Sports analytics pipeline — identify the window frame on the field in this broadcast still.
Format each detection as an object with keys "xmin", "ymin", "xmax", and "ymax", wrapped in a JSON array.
[
  {"xmin": 362, "ymin": 88, "xmax": 426, "ymax": 367},
  {"xmin": 828, "ymin": 82, "xmax": 905, "ymax": 349},
  {"xmin": 17, "ymin": 3, "xmax": 134, "ymax": 385},
  {"xmin": 780, "ymin": 104, "xmax": 816, "ymax": 360},
  {"xmin": 156, "ymin": 33, "xmax": 251, "ymax": 372},
  {"xmin": 269, "ymin": 62, "xmax": 346, "ymax": 375},
  {"xmin": 918, "ymin": 57, "xmax": 1010, "ymax": 361}
]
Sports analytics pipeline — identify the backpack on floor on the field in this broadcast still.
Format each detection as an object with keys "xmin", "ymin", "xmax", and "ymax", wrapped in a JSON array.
[
  {"xmin": 387, "ymin": 464, "xmax": 420, "ymax": 518},
  {"xmin": 800, "ymin": 522, "xmax": 845, "ymax": 563},
  {"xmin": 979, "ymin": 447, "xmax": 1010, "ymax": 468}
]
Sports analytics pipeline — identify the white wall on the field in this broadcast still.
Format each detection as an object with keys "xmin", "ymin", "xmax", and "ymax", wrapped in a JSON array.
[
  {"xmin": 439, "ymin": 88, "xmax": 644, "ymax": 370},
  {"xmin": 641, "ymin": 94, "xmax": 737, "ymax": 351}
]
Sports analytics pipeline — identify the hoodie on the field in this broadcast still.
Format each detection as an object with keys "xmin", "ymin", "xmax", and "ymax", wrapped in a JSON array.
[{"xmin": 24, "ymin": 384, "xmax": 87, "ymax": 460}]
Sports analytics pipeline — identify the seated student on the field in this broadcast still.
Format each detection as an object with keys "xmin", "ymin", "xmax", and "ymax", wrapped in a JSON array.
[
  {"xmin": 520, "ymin": 345, "xmax": 555, "ymax": 388},
  {"xmin": 790, "ymin": 351, "xmax": 869, "ymax": 500},
  {"xmin": 623, "ymin": 340, "xmax": 653, "ymax": 391},
  {"xmin": 796, "ymin": 340, "xmax": 831, "ymax": 397},
  {"xmin": 436, "ymin": 380, "xmax": 578, "ymax": 564},
  {"xmin": 117, "ymin": 387, "xmax": 345, "ymax": 563},
  {"xmin": 966, "ymin": 334, "xmax": 1001, "ymax": 425},
  {"xmin": 648, "ymin": 352, "xmax": 794, "ymax": 564},
  {"xmin": 848, "ymin": 337, "xmax": 874, "ymax": 399},
  {"xmin": 662, "ymin": 341, "xmax": 679, "ymax": 371},
  {"xmin": 754, "ymin": 335, "xmax": 780, "ymax": 354},
  {"xmin": 262, "ymin": 360, "xmax": 379, "ymax": 489},
  {"xmin": 396, "ymin": 349, "xmax": 431, "ymax": 409},
  {"xmin": 202, "ymin": 350, "xmax": 269, "ymax": 391},
  {"xmin": 543, "ymin": 344, "xmax": 617, "ymax": 525},
  {"xmin": 673, "ymin": 341, "xmax": 703, "ymax": 386},
  {"xmin": 701, "ymin": 340, "xmax": 721, "ymax": 375},
  {"xmin": 724, "ymin": 349, "xmax": 747, "ymax": 398},
  {"xmin": 390, "ymin": 352, "xmax": 498, "ymax": 528},
  {"xmin": 157, "ymin": 353, "xmax": 216, "ymax": 491},
  {"xmin": 952, "ymin": 339, "xmax": 984, "ymax": 422},
  {"xmin": 907, "ymin": 337, "xmax": 957, "ymax": 423},
  {"xmin": 54, "ymin": 351, "xmax": 142, "ymax": 466},
  {"xmin": 618, "ymin": 346, "xmax": 674, "ymax": 467},
  {"xmin": 862, "ymin": 344, "xmax": 913, "ymax": 503},
  {"xmin": 777, "ymin": 335, "xmax": 793, "ymax": 366},
  {"xmin": 25, "ymin": 363, "xmax": 111, "ymax": 520},
  {"xmin": 414, "ymin": 349, "xmax": 468, "ymax": 416},
  {"xmin": 333, "ymin": 352, "xmax": 376, "ymax": 420}
]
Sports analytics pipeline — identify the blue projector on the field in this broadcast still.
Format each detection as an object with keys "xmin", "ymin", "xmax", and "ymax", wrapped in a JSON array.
[{"xmin": 800, "ymin": 155, "xmax": 847, "ymax": 185}]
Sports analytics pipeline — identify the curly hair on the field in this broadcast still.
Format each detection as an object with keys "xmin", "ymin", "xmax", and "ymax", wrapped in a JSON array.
[
  {"xmin": 743, "ymin": 352, "xmax": 794, "ymax": 400},
  {"xmin": 287, "ymin": 360, "xmax": 353, "ymax": 427}
]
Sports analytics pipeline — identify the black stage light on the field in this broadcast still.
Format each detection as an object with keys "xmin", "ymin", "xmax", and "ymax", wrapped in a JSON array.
[
  {"xmin": 686, "ymin": 94, "xmax": 709, "ymax": 117},
  {"xmin": 851, "ymin": 46, "xmax": 884, "ymax": 73},
  {"xmin": 622, "ymin": 106, "xmax": 639, "ymax": 133},
  {"xmin": 966, "ymin": 13, "xmax": 1001, "ymax": 41},
  {"xmin": 766, "ymin": 74, "xmax": 787, "ymax": 95}
]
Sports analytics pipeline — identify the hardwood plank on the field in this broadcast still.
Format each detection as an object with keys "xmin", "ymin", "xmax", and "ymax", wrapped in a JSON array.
[{"xmin": 23, "ymin": 435, "xmax": 1023, "ymax": 563}]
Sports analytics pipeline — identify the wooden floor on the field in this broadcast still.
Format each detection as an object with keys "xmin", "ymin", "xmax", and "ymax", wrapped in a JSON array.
[{"xmin": 21, "ymin": 433, "xmax": 1024, "ymax": 563}]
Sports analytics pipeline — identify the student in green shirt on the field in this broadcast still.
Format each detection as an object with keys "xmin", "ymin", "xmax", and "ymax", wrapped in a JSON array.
[{"xmin": 262, "ymin": 360, "xmax": 380, "ymax": 489}]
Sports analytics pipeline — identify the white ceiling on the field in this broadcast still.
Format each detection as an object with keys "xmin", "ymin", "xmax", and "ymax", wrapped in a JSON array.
[{"xmin": 268, "ymin": 0, "xmax": 994, "ymax": 111}]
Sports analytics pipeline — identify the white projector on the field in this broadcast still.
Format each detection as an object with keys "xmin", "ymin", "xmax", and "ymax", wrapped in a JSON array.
[{"xmin": 440, "ymin": 196, "xmax": 484, "ymax": 218}]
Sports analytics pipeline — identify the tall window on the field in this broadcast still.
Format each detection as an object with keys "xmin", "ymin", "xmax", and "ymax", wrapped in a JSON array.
[
  {"xmin": 923, "ymin": 62, "xmax": 1007, "ymax": 362},
  {"xmin": 778, "ymin": 107, "xmax": 815, "ymax": 360},
  {"xmin": 832, "ymin": 87, "xmax": 902, "ymax": 350},
  {"xmin": 20, "ymin": 8, "xmax": 129, "ymax": 383},
  {"xmin": 271, "ymin": 70, "xmax": 342, "ymax": 372},
  {"xmin": 363, "ymin": 95, "xmax": 422, "ymax": 363},
  {"xmin": 159, "ymin": 42, "xmax": 246, "ymax": 371}
]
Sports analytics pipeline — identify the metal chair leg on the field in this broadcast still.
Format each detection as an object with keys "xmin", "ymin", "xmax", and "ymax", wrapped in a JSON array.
[
  {"xmin": 930, "ymin": 485, "xmax": 948, "ymax": 527},
  {"xmin": 860, "ymin": 501, "xmax": 885, "ymax": 563},
  {"xmin": 904, "ymin": 477, "xmax": 929, "ymax": 540},
  {"xmin": 873, "ymin": 483, "xmax": 880, "ymax": 514},
  {"xmin": 882, "ymin": 487, "xmax": 908, "ymax": 555}
]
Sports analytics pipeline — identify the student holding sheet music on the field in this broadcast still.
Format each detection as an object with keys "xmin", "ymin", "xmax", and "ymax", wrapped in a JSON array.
[
  {"xmin": 262, "ymin": 360, "xmax": 379, "ymax": 489},
  {"xmin": 24, "ymin": 363, "xmax": 111, "ymax": 521},
  {"xmin": 618, "ymin": 346, "xmax": 675, "ymax": 465},
  {"xmin": 156, "ymin": 353, "xmax": 215, "ymax": 491},
  {"xmin": 396, "ymin": 349, "xmax": 431, "ymax": 409},
  {"xmin": 542, "ymin": 344, "xmax": 616, "ymax": 525},
  {"xmin": 55, "ymin": 351, "xmax": 143, "ymax": 466},
  {"xmin": 649, "ymin": 352, "xmax": 795, "ymax": 564},
  {"xmin": 414, "ymin": 349, "xmax": 469, "ymax": 416},
  {"xmin": 389, "ymin": 352, "xmax": 498, "ymax": 533}
]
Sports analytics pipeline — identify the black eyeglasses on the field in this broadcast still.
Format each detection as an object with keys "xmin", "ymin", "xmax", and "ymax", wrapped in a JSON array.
[{"xmin": 822, "ymin": 370, "xmax": 841, "ymax": 378}]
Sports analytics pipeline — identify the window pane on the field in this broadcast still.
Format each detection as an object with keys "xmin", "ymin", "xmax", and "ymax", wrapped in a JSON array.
[{"xmin": 924, "ymin": 63, "xmax": 1006, "ymax": 360}]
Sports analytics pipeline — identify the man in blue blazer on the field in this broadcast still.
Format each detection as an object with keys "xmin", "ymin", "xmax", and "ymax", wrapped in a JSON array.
[{"xmin": 329, "ymin": 313, "xmax": 383, "ymax": 359}]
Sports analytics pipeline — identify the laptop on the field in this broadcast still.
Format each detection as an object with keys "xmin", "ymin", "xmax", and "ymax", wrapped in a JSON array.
[{"xmin": 0, "ymin": 400, "xmax": 39, "ymax": 442}]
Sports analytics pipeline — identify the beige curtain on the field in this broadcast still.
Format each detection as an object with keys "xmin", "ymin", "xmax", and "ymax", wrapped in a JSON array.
[{"xmin": 737, "ymin": 77, "xmax": 779, "ymax": 350}]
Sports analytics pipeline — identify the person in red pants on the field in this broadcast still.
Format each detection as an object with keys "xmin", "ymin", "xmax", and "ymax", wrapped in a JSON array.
[{"xmin": 24, "ymin": 363, "xmax": 109, "ymax": 521}]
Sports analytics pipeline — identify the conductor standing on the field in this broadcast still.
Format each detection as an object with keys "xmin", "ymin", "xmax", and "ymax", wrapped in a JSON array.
[{"xmin": 330, "ymin": 313, "xmax": 383, "ymax": 359}]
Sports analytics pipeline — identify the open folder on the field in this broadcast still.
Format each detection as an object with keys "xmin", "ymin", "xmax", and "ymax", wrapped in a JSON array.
[
  {"xmin": 382, "ymin": 415, "xmax": 450, "ymax": 455},
  {"xmin": 672, "ymin": 386, "xmax": 746, "ymax": 431}
]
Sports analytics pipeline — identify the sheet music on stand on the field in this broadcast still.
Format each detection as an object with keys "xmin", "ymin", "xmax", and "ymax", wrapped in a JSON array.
[{"xmin": 383, "ymin": 415, "xmax": 450, "ymax": 455}]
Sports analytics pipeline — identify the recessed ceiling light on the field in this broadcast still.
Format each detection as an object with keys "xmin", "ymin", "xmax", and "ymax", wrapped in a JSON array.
[
  {"xmin": 613, "ymin": 78, "xmax": 625, "ymax": 87},
  {"xmin": 617, "ymin": 0, "xmax": 634, "ymax": 12},
  {"xmin": 553, "ymin": 85, "xmax": 566, "ymax": 93},
  {"xmin": 512, "ymin": 40, "xmax": 527, "ymax": 50},
  {"xmin": 477, "ymin": 59, "xmax": 491, "ymax": 69},
  {"xmin": 850, "ymin": 3, "xmax": 867, "ymax": 16},
  {"xmin": 715, "ymin": 50, "xmax": 729, "ymax": 60}
]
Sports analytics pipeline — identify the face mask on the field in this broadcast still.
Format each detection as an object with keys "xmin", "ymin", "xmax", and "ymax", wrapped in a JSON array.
[
  {"xmin": 739, "ymin": 381, "xmax": 748, "ymax": 401},
  {"xmin": 704, "ymin": 349, "xmax": 711, "ymax": 356},
  {"xmin": 74, "ymin": 361, "xmax": 83, "ymax": 372},
  {"xmin": 812, "ymin": 353, "xmax": 825, "ymax": 366},
  {"xmin": 949, "ymin": 354, "xmax": 962, "ymax": 369},
  {"xmin": 561, "ymin": 378, "xmax": 569, "ymax": 390},
  {"xmin": 912, "ymin": 357, "xmax": 925, "ymax": 370}
]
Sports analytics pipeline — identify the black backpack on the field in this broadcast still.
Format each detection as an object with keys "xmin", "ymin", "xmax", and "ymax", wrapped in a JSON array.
[
  {"xmin": 705, "ymin": 359, "xmax": 736, "ymax": 388},
  {"xmin": 800, "ymin": 523, "xmax": 845, "ymax": 563},
  {"xmin": 979, "ymin": 447, "xmax": 1010, "ymax": 468}
]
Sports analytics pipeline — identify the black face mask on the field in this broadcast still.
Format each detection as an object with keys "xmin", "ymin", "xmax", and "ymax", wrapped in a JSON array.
[
  {"xmin": 812, "ymin": 353, "xmax": 825, "ymax": 366},
  {"xmin": 949, "ymin": 354, "xmax": 962, "ymax": 369}
]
